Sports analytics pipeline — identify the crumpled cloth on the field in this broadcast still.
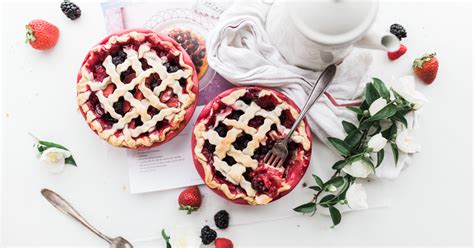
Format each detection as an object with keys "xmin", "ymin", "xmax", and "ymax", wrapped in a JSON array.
[{"xmin": 206, "ymin": 0, "xmax": 416, "ymax": 182}]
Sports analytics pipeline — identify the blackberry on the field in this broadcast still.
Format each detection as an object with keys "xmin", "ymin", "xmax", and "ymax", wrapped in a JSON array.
[
  {"xmin": 200, "ymin": 225, "xmax": 217, "ymax": 245},
  {"xmin": 251, "ymin": 179, "xmax": 267, "ymax": 193},
  {"xmin": 113, "ymin": 97, "xmax": 125, "ymax": 115},
  {"xmin": 214, "ymin": 210, "xmax": 230, "ymax": 229},
  {"xmin": 214, "ymin": 122, "xmax": 228, "ymax": 137},
  {"xmin": 60, "ymin": 0, "xmax": 81, "ymax": 20},
  {"xmin": 112, "ymin": 51, "xmax": 127, "ymax": 66},
  {"xmin": 390, "ymin": 23, "xmax": 407, "ymax": 40}
]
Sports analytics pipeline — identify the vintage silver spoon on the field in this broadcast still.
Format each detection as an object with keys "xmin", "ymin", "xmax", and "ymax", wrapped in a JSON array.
[{"xmin": 41, "ymin": 189, "xmax": 133, "ymax": 248}]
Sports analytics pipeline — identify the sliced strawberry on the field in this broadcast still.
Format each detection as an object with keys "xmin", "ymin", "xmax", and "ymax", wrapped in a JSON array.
[
  {"xmin": 159, "ymin": 88, "xmax": 174, "ymax": 102},
  {"xmin": 134, "ymin": 90, "xmax": 144, "ymax": 100},
  {"xmin": 103, "ymin": 84, "xmax": 115, "ymax": 97},
  {"xmin": 167, "ymin": 97, "xmax": 179, "ymax": 108},
  {"xmin": 123, "ymin": 100, "xmax": 131, "ymax": 113},
  {"xmin": 123, "ymin": 73, "xmax": 136, "ymax": 84},
  {"xmin": 387, "ymin": 44, "xmax": 407, "ymax": 61}
]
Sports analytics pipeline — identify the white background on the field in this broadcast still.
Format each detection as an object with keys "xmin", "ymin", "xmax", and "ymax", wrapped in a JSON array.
[{"xmin": 1, "ymin": 1, "xmax": 473, "ymax": 247}]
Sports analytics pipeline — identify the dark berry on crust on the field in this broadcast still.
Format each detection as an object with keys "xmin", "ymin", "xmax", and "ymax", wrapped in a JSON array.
[
  {"xmin": 60, "ymin": 0, "xmax": 81, "ymax": 20},
  {"xmin": 251, "ymin": 179, "xmax": 267, "ymax": 193},
  {"xmin": 390, "ymin": 23, "xmax": 407, "ymax": 40},
  {"xmin": 200, "ymin": 225, "xmax": 217, "ymax": 245},
  {"xmin": 214, "ymin": 210, "xmax": 230, "ymax": 229}
]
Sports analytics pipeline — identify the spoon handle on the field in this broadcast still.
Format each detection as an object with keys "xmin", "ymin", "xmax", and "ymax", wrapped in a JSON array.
[
  {"xmin": 284, "ymin": 64, "xmax": 337, "ymax": 141},
  {"xmin": 41, "ymin": 189, "xmax": 112, "ymax": 244}
]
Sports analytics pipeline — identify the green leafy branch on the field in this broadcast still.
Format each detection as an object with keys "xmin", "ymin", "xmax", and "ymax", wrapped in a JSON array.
[{"xmin": 294, "ymin": 78, "xmax": 418, "ymax": 227}]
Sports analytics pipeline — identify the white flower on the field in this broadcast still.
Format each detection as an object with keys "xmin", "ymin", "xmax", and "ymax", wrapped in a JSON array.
[
  {"xmin": 345, "ymin": 183, "xmax": 368, "ymax": 209},
  {"xmin": 391, "ymin": 75, "xmax": 428, "ymax": 110},
  {"xmin": 327, "ymin": 185, "xmax": 337, "ymax": 192},
  {"xmin": 342, "ymin": 159, "xmax": 373, "ymax": 178},
  {"xmin": 367, "ymin": 133, "xmax": 387, "ymax": 152},
  {"xmin": 170, "ymin": 225, "xmax": 201, "ymax": 248},
  {"xmin": 369, "ymin": 97, "xmax": 387, "ymax": 116},
  {"xmin": 396, "ymin": 128, "xmax": 421, "ymax": 153},
  {"xmin": 40, "ymin": 147, "xmax": 71, "ymax": 174}
]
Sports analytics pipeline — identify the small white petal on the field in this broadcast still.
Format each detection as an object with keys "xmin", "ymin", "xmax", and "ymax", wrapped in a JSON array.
[
  {"xmin": 367, "ymin": 133, "xmax": 387, "ymax": 152},
  {"xmin": 42, "ymin": 159, "xmax": 66, "ymax": 174},
  {"xmin": 391, "ymin": 76, "xmax": 428, "ymax": 109},
  {"xmin": 396, "ymin": 128, "xmax": 421, "ymax": 153},
  {"xmin": 342, "ymin": 160, "xmax": 373, "ymax": 178},
  {"xmin": 369, "ymin": 98, "xmax": 387, "ymax": 116},
  {"xmin": 345, "ymin": 183, "xmax": 368, "ymax": 209}
]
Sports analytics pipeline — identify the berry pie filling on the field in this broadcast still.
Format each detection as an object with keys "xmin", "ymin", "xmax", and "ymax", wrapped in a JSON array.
[
  {"xmin": 193, "ymin": 87, "xmax": 311, "ymax": 205},
  {"xmin": 77, "ymin": 31, "xmax": 197, "ymax": 148},
  {"xmin": 165, "ymin": 27, "xmax": 208, "ymax": 79}
]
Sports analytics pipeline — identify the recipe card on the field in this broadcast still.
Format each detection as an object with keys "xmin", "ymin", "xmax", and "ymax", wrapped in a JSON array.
[{"xmin": 126, "ymin": 106, "xmax": 204, "ymax": 194}]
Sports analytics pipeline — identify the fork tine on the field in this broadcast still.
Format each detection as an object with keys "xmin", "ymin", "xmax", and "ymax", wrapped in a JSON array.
[
  {"xmin": 267, "ymin": 153, "xmax": 276, "ymax": 165},
  {"xmin": 276, "ymin": 158, "xmax": 284, "ymax": 168},
  {"xmin": 264, "ymin": 152, "xmax": 272, "ymax": 163},
  {"xmin": 271, "ymin": 156, "xmax": 281, "ymax": 167}
]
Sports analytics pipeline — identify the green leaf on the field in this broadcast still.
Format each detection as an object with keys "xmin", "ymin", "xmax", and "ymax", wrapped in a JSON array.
[
  {"xmin": 327, "ymin": 137, "xmax": 351, "ymax": 156},
  {"xmin": 312, "ymin": 174, "xmax": 324, "ymax": 188},
  {"xmin": 365, "ymin": 83, "xmax": 380, "ymax": 105},
  {"xmin": 360, "ymin": 101, "xmax": 369, "ymax": 111},
  {"xmin": 36, "ymin": 145, "xmax": 48, "ymax": 153},
  {"xmin": 344, "ymin": 130, "xmax": 362, "ymax": 149},
  {"xmin": 391, "ymin": 143, "xmax": 399, "ymax": 165},
  {"xmin": 391, "ymin": 113, "xmax": 408, "ymax": 127},
  {"xmin": 161, "ymin": 229, "xmax": 171, "ymax": 248},
  {"xmin": 329, "ymin": 206, "xmax": 342, "ymax": 227},
  {"xmin": 376, "ymin": 149, "xmax": 384, "ymax": 167},
  {"xmin": 382, "ymin": 123, "xmax": 397, "ymax": 140},
  {"xmin": 65, "ymin": 156, "xmax": 77, "ymax": 166},
  {"xmin": 332, "ymin": 160, "xmax": 347, "ymax": 170},
  {"xmin": 366, "ymin": 103, "xmax": 397, "ymax": 122},
  {"xmin": 368, "ymin": 122, "xmax": 382, "ymax": 136},
  {"xmin": 342, "ymin": 121, "xmax": 357, "ymax": 134},
  {"xmin": 293, "ymin": 202, "xmax": 316, "ymax": 214},
  {"xmin": 359, "ymin": 120, "xmax": 374, "ymax": 131},
  {"xmin": 319, "ymin": 194, "xmax": 336, "ymax": 207},
  {"xmin": 372, "ymin": 78, "xmax": 390, "ymax": 99},
  {"xmin": 325, "ymin": 176, "xmax": 344, "ymax": 187},
  {"xmin": 309, "ymin": 185, "xmax": 322, "ymax": 191},
  {"xmin": 38, "ymin": 141, "xmax": 70, "ymax": 151},
  {"xmin": 362, "ymin": 158, "xmax": 376, "ymax": 172},
  {"xmin": 346, "ymin": 106, "xmax": 363, "ymax": 115}
]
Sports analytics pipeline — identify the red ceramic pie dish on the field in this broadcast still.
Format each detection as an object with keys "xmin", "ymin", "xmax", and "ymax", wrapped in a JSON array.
[
  {"xmin": 192, "ymin": 86, "xmax": 312, "ymax": 205},
  {"xmin": 76, "ymin": 29, "xmax": 199, "ymax": 149}
]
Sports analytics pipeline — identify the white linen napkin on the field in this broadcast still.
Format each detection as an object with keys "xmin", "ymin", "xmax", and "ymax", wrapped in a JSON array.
[{"xmin": 206, "ymin": 0, "xmax": 416, "ymax": 184}]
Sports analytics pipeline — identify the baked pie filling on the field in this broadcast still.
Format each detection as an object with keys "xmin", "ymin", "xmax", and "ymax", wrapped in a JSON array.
[
  {"xmin": 77, "ymin": 30, "xmax": 198, "ymax": 148},
  {"xmin": 193, "ymin": 87, "xmax": 312, "ymax": 205}
]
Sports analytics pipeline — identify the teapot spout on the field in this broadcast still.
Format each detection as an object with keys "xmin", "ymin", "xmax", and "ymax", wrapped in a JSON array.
[{"xmin": 355, "ymin": 29, "xmax": 400, "ymax": 52}]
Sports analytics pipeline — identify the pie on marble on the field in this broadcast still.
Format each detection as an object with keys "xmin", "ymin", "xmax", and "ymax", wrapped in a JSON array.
[
  {"xmin": 76, "ymin": 29, "xmax": 198, "ymax": 148},
  {"xmin": 192, "ymin": 86, "xmax": 312, "ymax": 205}
]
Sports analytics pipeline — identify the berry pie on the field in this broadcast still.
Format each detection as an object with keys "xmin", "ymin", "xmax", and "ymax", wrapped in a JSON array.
[
  {"xmin": 165, "ymin": 27, "xmax": 208, "ymax": 80},
  {"xmin": 76, "ymin": 29, "xmax": 198, "ymax": 148},
  {"xmin": 192, "ymin": 87, "xmax": 312, "ymax": 205}
]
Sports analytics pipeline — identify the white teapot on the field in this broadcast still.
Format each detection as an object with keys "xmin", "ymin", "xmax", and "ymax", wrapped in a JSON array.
[{"xmin": 265, "ymin": 0, "xmax": 400, "ymax": 70}]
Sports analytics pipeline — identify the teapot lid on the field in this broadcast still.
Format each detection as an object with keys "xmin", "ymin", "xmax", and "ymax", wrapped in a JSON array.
[{"xmin": 286, "ymin": 0, "xmax": 379, "ymax": 46}]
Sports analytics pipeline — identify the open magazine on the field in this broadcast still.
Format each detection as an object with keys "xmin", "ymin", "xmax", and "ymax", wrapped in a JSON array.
[{"xmin": 102, "ymin": 0, "xmax": 234, "ymax": 193}]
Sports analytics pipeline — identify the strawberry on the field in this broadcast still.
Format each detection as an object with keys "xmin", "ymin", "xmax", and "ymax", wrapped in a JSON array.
[
  {"xmin": 25, "ymin": 20, "xmax": 59, "ymax": 50},
  {"xmin": 215, "ymin": 238, "xmax": 234, "ymax": 248},
  {"xmin": 413, "ymin": 53, "xmax": 438, "ymax": 84},
  {"xmin": 103, "ymin": 84, "xmax": 115, "ymax": 97},
  {"xmin": 387, "ymin": 44, "xmax": 407, "ymax": 61},
  {"xmin": 178, "ymin": 186, "xmax": 201, "ymax": 214}
]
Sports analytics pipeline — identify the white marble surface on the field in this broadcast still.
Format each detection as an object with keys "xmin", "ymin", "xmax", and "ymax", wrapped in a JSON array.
[{"xmin": 1, "ymin": 1, "xmax": 473, "ymax": 247}]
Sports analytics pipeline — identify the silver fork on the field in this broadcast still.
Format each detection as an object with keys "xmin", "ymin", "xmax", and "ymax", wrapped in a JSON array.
[{"xmin": 264, "ymin": 64, "xmax": 337, "ymax": 167}]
